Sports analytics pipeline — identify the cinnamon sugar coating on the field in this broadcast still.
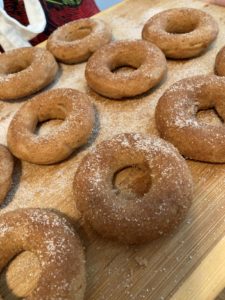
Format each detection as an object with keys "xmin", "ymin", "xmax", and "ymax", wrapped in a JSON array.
[
  {"xmin": 0, "ymin": 208, "xmax": 86, "ymax": 300},
  {"xmin": 47, "ymin": 18, "xmax": 112, "ymax": 64},
  {"xmin": 74, "ymin": 133, "xmax": 193, "ymax": 244},
  {"xmin": 155, "ymin": 75, "xmax": 225, "ymax": 162},
  {"xmin": 85, "ymin": 39, "xmax": 167, "ymax": 99},
  {"xmin": 142, "ymin": 8, "xmax": 218, "ymax": 59},
  {"xmin": 0, "ymin": 145, "xmax": 13, "ymax": 205},
  {"xmin": 7, "ymin": 88, "xmax": 95, "ymax": 165},
  {"xmin": 0, "ymin": 47, "xmax": 58, "ymax": 100},
  {"xmin": 215, "ymin": 45, "xmax": 225, "ymax": 76}
]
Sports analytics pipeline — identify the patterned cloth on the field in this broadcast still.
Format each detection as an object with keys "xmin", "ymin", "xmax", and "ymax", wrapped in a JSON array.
[{"xmin": 3, "ymin": 0, "xmax": 99, "ymax": 45}]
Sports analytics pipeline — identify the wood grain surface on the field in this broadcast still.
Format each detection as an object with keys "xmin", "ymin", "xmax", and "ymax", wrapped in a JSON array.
[{"xmin": 1, "ymin": 0, "xmax": 225, "ymax": 299}]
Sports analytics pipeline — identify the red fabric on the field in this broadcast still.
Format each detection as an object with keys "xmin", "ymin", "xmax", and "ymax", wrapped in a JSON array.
[
  {"xmin": 3, "ymin": 0, "xmax": 100, "ymax": 46},
  {"xmin": 3, "ymin": 0, "xmax": 29, "ymax": 26}
]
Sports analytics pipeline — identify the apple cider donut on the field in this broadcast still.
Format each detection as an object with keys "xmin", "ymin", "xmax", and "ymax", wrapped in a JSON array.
[
  {"xmin": 0, "ymin": 145, "xmax": 13, "ymax": 205},
  {"xmin": 215, "ymin": 45, "xmax": 225, "ymax": 76},
  {"xmin": 0, "ymin": 208, "xmax": 86, "ymax": 299},
  {"xmin": 155, "ymin": 75, "xmax": 225, "ymax": 163},
  {"xmin": 0, "ymin": 47, "xmax": 58, "ymax": 100},
  {"xmin": 142, "ymin": 8, "xmax": 218, "ymax": 59},
  {"xmin": 7, "ymin": 88, "xmax": 95, "ymax": 165},
  {"xmin": 85, "ymin": 40, "xmax": 167, "ymax": 99},
  {"xmin": 74, "ymin": 133, "xmax": 193, "ymax": 244},
  {"xmin": 47, "ymin": 18, "xmax": 112, "ymax": 64}
]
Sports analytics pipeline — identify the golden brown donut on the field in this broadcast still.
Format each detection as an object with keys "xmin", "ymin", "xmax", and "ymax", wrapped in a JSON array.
[
  {"xmin": 155, "ymin": 75, "xmax": 225, "ymax": 163},
  {"xmin": 142, "ymin": 8, "xmax": 218, "ymax": 59},
  {"xmin": 7, "ymin": 88, "xmax": 95, "ymax": 165},
  {"xmin": 0, "ymin": 47, "xmax": 58, "ymax": 100},
  {"xmin": 215, "ymin": 45, "xmax": 225, "ymax": 76},
  {"xmin": 85, "ymin": 40, "xmax": 167, "ymax": 99},
  {"xmin": 0, "ymin": 208, "xmax": 86, "ymax": 299},
  {"xmin": 47, "ymin": 18, "xmax": 112, "ymax": 64},
  {"xmin": 73, "ymin": 133, "xmax": 193, "ymax": 244},
  {"xmin": 0, "ymin": 145, "xmax": 13, "ymax": 205}
]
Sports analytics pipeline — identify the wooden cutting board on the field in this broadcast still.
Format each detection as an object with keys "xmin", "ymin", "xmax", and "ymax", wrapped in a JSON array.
[{"xmin": 1, "ymin": 0, "xmax": 225, "ymax": 299}]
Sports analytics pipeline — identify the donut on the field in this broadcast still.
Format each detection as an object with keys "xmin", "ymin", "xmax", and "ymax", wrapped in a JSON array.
[
  {"xmin": 215, "ymin": 45, "xmax": 225, "ymax": 76},
  {"xmin": 155, "ymin": 75, "xmax": 225, "ymax": 163},
  {"xmin": 0, "ymin": 47, "xmax": 58, "ymax": 100},
  {"xmin": 7, "ymin": 88, "xmax": 95, "ymax": 165},
  {"xmin": 0, "ymin": 208, "xmax": 86, "ymax": 299},
  {"xmin": 142, "ymin": 8, "xmax": 218, "ymax": 59},
  {"xmin": 73, "ymin": 133, "xmax": 193, "ymax": 244},
  {"xmin": 85, "ymin": 40, "xmax": 167, "ymax": 99},
  {"xmin": 0, "ymin": 145, "xmax": 13, "ymax": 206},
  {"xmin": 47, "ymin": 18, "xmax": 112, "ymax": 64}
]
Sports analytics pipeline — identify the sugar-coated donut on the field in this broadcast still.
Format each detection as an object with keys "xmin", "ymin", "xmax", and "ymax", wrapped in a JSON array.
[
  {"xmin": 0, "ymin": 47, "xmax": 58, "ymax": 100},
  {"xmin": 142, "ymin": 8, "xmax": 218, "ymax": 59},
  {"xmin": 47, "ymin": 18, "xmax": 112, "ymax": 64},
  {"xmin": 215, "ymin": 45, "xmax": 225, "ymax": 76},
  {"xmin": 73, "ymin": 133, "xmax": 193, "ymax": 244},
  {"xmin": 155, "ymin": 75, "xmax": 225, "ymax": 163},
  {"xmin": 0, "ymin": 208, "xmax": 86, "ymax": 299},
  {"xmin": 0, "ymin": 145, "xmax": 13, "ymax": 206},
  {"xmin": 7, "ymin": 88, "xmax": 95, "ymax": 165},
  {"xmin": 85, "ymin": 40, "xmax": 167, "ymax": 99}
]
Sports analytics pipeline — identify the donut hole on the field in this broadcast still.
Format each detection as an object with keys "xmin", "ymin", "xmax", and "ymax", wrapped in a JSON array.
[
  {"xmin": 196, "ymin": 108, "xmax": 224, "ymax": 126},
  {"xmin": 1, "ymin": 60, "xmax": 31, "ymax": 75},
  {"xmin": 0, "ymin": 251, "xmax": 41, "ymax": 298},
  {"xmin": 34, "ymin": 104, "xmax": 67, "ymax": 136},
  {"xmin": 35, "ymin": 119, "xmax": 64, "ymax": 135},
  {"xmin": 112, "ymin": 65, "xmax": 137, "ymax": 74},
  {"xmin": 113, "ymin": 164, "xmax": 152, "ymax": 197},
  {"xmin": 110, "ymin": 53, "xmax": 144, "ymax": 75},
  {"xmin": 165, "ymin": 17, "xmax": 198, "ymax": 34},
  {"xmin": 62, "ymin": 26, "xmax": 92, "ymax": 42}
]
